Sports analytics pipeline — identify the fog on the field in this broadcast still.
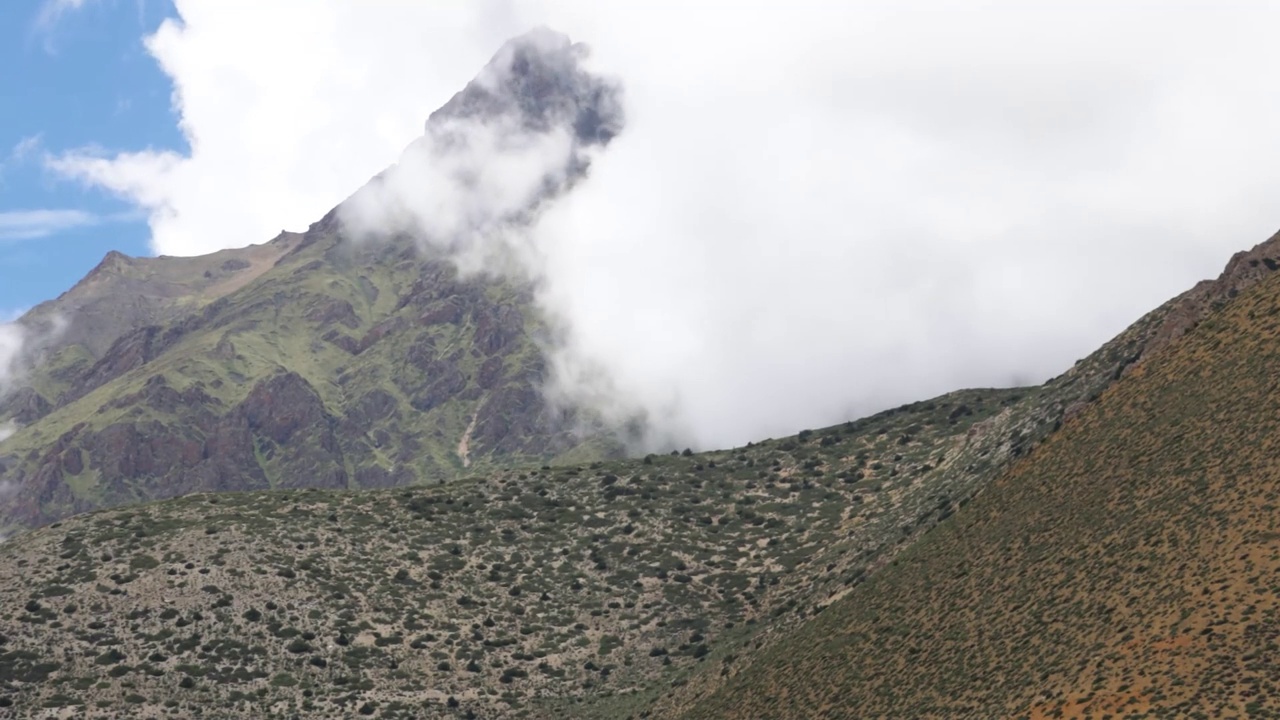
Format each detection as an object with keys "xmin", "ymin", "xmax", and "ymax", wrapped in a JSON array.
[{"xmin": 46, "ymin": 1, "xmax": 1280, "ymax": 448}]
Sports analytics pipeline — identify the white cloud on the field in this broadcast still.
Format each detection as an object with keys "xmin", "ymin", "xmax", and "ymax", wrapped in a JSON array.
[
  {"xmin": 10, "ymin": 135, "xmax": 43, "ymax": 164},
  {"xmin": 0, "ymin": 422, "xmax": 15, "ymax": 444},
  {"xmin": 0, "ymin": 315, "xmax": 65, "ymax": 412},
  {"xmin": 0, "ymin": 309, "xmax": 27, "ymax": 324},
  {"xmin": 42, "ymin": 1, "xmax": 1280, "ymax": 448},
  {"xmin": 0, "ymin": 322, "xmax": 30, "ymax": 401},
  {"xmin": 36, "ymin": 0, "xmax": 93, "ymax": 25},
  {"xmin": 0, "ymin": 209, "xmax": 100, "ymax": 240},
  {"xmin": 0, "ymin": 134, "xmax": 45, "ymax": 188}
]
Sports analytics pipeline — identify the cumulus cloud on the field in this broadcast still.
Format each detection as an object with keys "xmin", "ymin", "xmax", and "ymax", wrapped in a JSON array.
[{"xmin": 42, "ymin": 1, "xmax": 1280, "ymax": 448}]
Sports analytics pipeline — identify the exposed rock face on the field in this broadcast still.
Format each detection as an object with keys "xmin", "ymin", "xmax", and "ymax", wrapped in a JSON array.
[
  {"xmin": 240, "ymin": 372, "xmax": 348, "ymax": 489},
  {"xmin": 0, "ymin": 388, "xmax": 50, "ymax": 425},
  {"xmin": 1139, "ymin": 228, "xmax": 1280, "ymax": 366}
]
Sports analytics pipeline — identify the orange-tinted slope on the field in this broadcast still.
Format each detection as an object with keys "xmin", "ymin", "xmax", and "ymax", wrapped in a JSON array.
[{"xmin": 680, "ymin": 256, "xmax": 1280, "ymax": 718}]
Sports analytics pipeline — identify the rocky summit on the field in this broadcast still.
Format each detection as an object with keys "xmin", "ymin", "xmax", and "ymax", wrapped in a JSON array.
[{"xmin": 5, "ymin": 25, "xmax": 1280, "ymax": 720}]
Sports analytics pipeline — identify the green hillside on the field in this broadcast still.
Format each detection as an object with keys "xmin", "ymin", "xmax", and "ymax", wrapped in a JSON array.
[{"xmin": 0, "ymin": 227, "xmax": 619, "ymax": 533}]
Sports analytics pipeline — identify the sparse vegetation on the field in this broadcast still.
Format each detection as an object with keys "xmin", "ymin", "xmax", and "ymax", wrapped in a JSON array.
[{"xmin": 671, "ymin": 236, "xmax": 1280, "ymax": 719}]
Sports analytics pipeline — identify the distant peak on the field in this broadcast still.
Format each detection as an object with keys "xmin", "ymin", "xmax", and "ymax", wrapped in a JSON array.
[
  {"xmin": 87, "ymin": 250, "xmax": 133, "ymax": 276},
  {"xmin": 428, "ymin": 26, "xmax": 623, "ymax": 146}
]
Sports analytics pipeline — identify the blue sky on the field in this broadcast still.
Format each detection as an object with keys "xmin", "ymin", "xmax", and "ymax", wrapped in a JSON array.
[{"xmin": 0, "ymin": 0, "xmax": 180, "ymax": 315}]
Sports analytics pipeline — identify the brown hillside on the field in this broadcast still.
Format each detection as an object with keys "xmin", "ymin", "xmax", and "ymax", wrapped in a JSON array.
[{"xmin": 677, "ymin": 249, "xmax": 1280, "ymax": 718}]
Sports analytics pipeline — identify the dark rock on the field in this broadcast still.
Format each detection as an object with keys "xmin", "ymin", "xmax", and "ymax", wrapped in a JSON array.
[
  {"xmin": 0, "ymin": 388, "xmax": 52, "ymax": 425},
  {"xmin": 474, "ymin": 305, "xmax": 524, "ymax": 356},
  {"xmin": 350, "ymin": 390, "xmax": 399, "ymax": 427},
  {"xmin": 357, "ymin": 316, "xmax": 408, "ymax": 354},
  {"xmin": 241, "ymin": 372, "xmax": 328, "ymax": 446},
  {"xmin": 410, "ymin": 368, "xmax": 468, "ymax": 413},
  {"xmin": 60, "ymin": 449, "xmax": 83, "ymax": 476},
  {"xmin": 237, "ymin": 372, "xmax": 347, "ymax": 490},
  {"xmin": 307, "ymin": 299, "xmax": 360, "ymax": 330},
  {"xmin": 322, "ymin": 330, "xmax": 360, "ymax": 355},
  {"xmin": 478, "ymin": 356, "xmax": 506, "ymax": 390},
  {"xmin": 428, "ymin": 27, "xmax": 623, "ymax": 147},
  {"xmin": 419, "ymin": 300, "xmax": 464, "ymax": 327}
]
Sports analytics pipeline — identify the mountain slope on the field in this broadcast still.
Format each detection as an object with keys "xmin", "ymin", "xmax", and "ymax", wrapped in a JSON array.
[
  {"xmin": 0, "ymin": 223, "xmax": 1262, "ymax": 718},
  {"xmin": 4, "ymin": 24, "xmax": 1280, "ymax": 720},
  {"xmin": 672, "ymin": 235, "xmax": 1280, "ymax": 718},
  {"xmin": 0, "ymin": 28, "xmax": 625, "ymax": 533}
]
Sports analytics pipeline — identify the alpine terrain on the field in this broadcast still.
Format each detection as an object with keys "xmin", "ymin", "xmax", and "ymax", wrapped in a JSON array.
[{"xmin": 2, "ymin": 26, "xmax": 1280, "ymax": 720}]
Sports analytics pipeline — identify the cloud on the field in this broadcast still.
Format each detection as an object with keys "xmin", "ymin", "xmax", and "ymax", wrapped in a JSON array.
[
  {"xmin": 0, "ymin": 322, "xmax": 30, "ymax": 401},
  {"xmin": 0, "ymin": 135, "xmax": 45, "ymax": 188},
  {"xmin": 0, "ymin": 309, "xmax": 27, "ymax": 324},
  {"xmin": 0, "ymin": 209, "xmax": 135, "ymax": 241},
  {"xmin": 47, "ymin": 1, "xmax": 524, "ymax": 256},
  {"xmin": 10, "ymin": 135, "xmax": 43, "ymax": 164},
  {"xmin": 34, "ymin": 0, "xmax": 95, "ymax": 29},
  {"xmin": 339, "ymin": 28, "xmax": 622, "ymax": 273},
  {"xmin": 42, "ymin": 1, "xmax": 1280, "ymax": 448},
  {"xmin": 0, "ymin": 423, "xmax": 15, "ymax": 444},
  {"xmin": 0, "ymin": 209, "xmax": 96, "ymax": 240},
  {"xmin": 0, "ymin": 312, "xmax": 65, "ymax": 399}
]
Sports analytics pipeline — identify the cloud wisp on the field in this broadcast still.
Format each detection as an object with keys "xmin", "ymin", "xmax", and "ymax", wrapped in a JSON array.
[
  {"xmin": 33, "ymin": 0, "xmax": 94, "ymax": 30},
  {"xmin": 0, "ymin": 208, "xmax": 136, "ymax": 242},
  {"xmin": 38, "ymin": 1, "xmax": 1280, "ymax": 449}
]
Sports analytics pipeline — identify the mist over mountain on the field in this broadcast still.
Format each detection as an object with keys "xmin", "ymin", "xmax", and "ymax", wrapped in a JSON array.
[
  {"xmin": 49, "ymin": 5, "xmax": 1280, "ymax": 452},
  {"xmin": 340, "ymin": 26, "xmax": 623, "ymax": 258},
  {"xmin": 0, "ymin": 30, "xmax": 639, "ymax": 532},
  {"xmin": 334, "ymin": 28, "xmax": 657, "ymax": 442},
  {"xmin": 7, "ymin": 14, "xmax": 1280, "ymax": 719}
]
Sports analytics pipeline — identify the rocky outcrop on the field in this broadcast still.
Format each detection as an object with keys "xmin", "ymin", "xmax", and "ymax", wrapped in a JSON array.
[
  {"xmin": 357, "ymin": 316, "xmax": 407, "ymax": 354},
  {"xmin": 240, "ymin": 372, "xmax": 332, "ymax": 445},
  {"xmin": 104, "ymin": 375, "xmax": 221, "ymax": 415},
  {"xmin": 238, "ymin": 372, "xmax": 348, "ymax": 489},
  {"xmin": 428, "ymin": 26, "xmax": 623, "ymax": 147},
  {"xmin": 0, "ymin": 388, "xmax": 51, "ymax": 425},
  {"xmin": 1140, "ymin": 228, "xmax": 1280, "ymax": 367},
  {"xmin": 474, "ymin": 305, "xmax": 524, "ymax": 355},
  {"xmin": 307, "ymin": 299, "xmax": 361, "ymax": 329}
]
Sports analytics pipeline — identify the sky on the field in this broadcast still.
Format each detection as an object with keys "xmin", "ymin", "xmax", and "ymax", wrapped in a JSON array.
[
  {"xmin": 5, "ymin": 1, "xmax": 1280, "ymax": 448},
  {"xmin": 0, "ymin": 0, "xmax": 183, "ymax": 315}
]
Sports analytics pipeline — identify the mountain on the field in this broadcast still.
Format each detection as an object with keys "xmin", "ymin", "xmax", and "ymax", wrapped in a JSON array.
[
  {"xmin": 2, "ymin": 223, "xmax": 1272, "ymax": 719},
  {"xmin": 0, "ymin": 28, "xmax": 625, "ymax": 534},
  {"xmin": 4, "ymin": 25, "xmax": 1280, "ymax": 720},
  {"xmin": 664, "ymin": 232, "xmax": 1280, "ymax": 718}
]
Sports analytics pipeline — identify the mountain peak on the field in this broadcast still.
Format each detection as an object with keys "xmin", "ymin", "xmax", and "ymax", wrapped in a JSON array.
[{"xmin": 428, "ymin": 26, "xmax": 622, "ymax": 146}]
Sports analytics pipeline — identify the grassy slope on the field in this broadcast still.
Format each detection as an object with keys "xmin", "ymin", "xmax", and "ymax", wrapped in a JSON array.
[
  {"xmin": 0, "ymin": 224, "xmax": 1222, "ymax": 718},
  {"xmin": 0, "ymin": 386, "xmax": 1033, "ymax": 719},
  {"xmin": 676, "ymin": 247, "xmax": 1280, "ymax": 719}
]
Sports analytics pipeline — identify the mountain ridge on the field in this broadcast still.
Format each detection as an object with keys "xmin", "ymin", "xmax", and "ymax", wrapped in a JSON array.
[{"xmin": 0, "ymin": 28, "xmax": 627, "ymax": 533}]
